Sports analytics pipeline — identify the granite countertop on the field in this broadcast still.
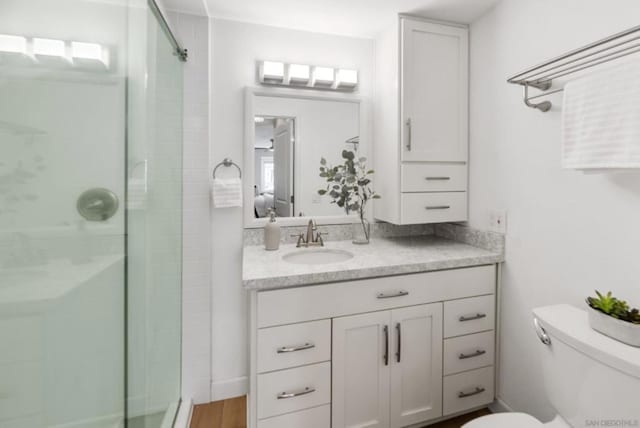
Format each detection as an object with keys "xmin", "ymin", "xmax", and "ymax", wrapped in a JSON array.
[{"xmin": 243, "ymin": 235, "xmax": 504, "ymax": 290}]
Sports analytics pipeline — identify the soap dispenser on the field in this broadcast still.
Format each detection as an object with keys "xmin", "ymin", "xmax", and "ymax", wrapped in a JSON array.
[{"xmin": 264, "ymin": 208, "xmax": 280, "ymax": 251}]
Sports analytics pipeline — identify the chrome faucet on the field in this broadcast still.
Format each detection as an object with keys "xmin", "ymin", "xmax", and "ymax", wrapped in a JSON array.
[{"xmin": 292, "ymin": 220, "xmax": 326, "ymax": 247}]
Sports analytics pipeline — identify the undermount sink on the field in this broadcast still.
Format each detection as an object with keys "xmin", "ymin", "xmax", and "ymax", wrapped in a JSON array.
[{"xmin": 282, "ymin": 249, "xmax": 354, "ymax": 265}]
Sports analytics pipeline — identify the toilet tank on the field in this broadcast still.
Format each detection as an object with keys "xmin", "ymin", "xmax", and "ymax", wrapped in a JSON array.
[{"xmin": 532, "ymin": 305, "xmax": 640, "ymax": 427}]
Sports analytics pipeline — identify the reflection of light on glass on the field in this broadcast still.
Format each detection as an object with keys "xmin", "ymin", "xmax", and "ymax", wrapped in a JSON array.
[
  {"xmin": 254, "ymin": 117, "xmax": 265, "ymax": 123},
  {"xmin": 0, "ymin": 34, "xmax": 26, "ymax": 54},
  {"xmin": 289, "ymin": 64, "xmax": 310, "ymax": 84},
  {"xmin": 313, "ymin": 66, "xmax": 335, "ymax": 86},
  {"xmin": 33, "ymin": 38, "xmax": 66, "ymax": 57},
  {"xmin": 336, "ymin": 69, "xmax": 358, "ymax": 88},
  {"xmin": 71, "ymin": 41, "xmax": 109, "ymax": 67}
]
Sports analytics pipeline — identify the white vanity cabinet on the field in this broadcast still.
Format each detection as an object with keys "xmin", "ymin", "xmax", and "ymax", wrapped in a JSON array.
[
  {"xmin": 248, "ymin": 264, "xmax": 497, "ymax": 428},
  {"xmin": 373, "ymin": 16, "xmax": 469, "ymax": 225}
]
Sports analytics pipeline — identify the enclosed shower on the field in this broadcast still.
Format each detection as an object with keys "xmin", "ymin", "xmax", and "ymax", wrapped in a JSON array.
[{"xmin": 0, "ymin": 0, "xmax": 184, "ymax": 426}]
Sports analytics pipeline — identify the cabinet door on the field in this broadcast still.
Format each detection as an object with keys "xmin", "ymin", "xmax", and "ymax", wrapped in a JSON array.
[
  {"xmin": 332, "ymin": 311, "xmax": 391, "ymax": 428},
  {"xmin": 390, "ymin": 303, "xmax": 443, "ymax": 427},
  {"xmin": 400, "ymin": 18, "xmax": 468, "ymax": 162}
]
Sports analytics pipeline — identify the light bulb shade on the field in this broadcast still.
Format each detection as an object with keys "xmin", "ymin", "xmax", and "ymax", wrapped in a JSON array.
[
  {"xmin": 71, "ymin": 41, "xmax": 109, "ymax": 68},
  {"xmin": 260, "ymin": 60, "xmax": 285, "ymax": 83},
  {"xmin": 312, "ymin": 66, "xmax": 335, "ymax": 86},
  {"xmin": 336, "ymin": 69, "xmax": 358, "ymax": 88},
  {"xmin": 288, "ymin": 64, "xmax": 310, "ymax": 84},
  {"xmin": 33, "ymin": 38, "xmax": 66, "ymax": 57},
  {"xmin": 0, "ymin": 34, "xmax": 26, "ymax": 54}
]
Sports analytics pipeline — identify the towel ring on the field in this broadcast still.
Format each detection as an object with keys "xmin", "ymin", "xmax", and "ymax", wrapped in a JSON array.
[{"xmin": 213, "ymin": 158, "xmax": 242, "ymax": 178}]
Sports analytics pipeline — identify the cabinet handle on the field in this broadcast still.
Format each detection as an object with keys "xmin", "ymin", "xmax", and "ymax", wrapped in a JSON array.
[
  {"xmin": 277, "ymin": 387, "xmax": 315, "ymax": 399},
  {"xmin": 377, "ymin": 290, "xmax": 409, "ymax": 299},
  {"xmin": 425, "ymin": 206, "xmax": 451, "ymax": 210},
  {"xmin": 459, "ymin": 313, "xmax": 487, "ymax": 322},
  {"xmin": 458, "ymin": 349, "xmax": 486, "ymax": 360},
  {"xmin": 383, "ymin": 325, "xmax": 389, "ymax": 366},
  {"xmin": 395, "ymin": 323, "xmax": 402, "ymax": 363},
  {"xmin": 406, "ymin": 118, "xmax": 412, "ymax": 151},
  {"xmin": 425, "ymin": 177, "xmax": 451, "ymax": 181},
  {"xmin": 458, "ymin": 387, "xmax": 486, "ymax": 398},
  {"xmin": 277, "ymin": 343, "xmax": 315, "ymax": 353}
]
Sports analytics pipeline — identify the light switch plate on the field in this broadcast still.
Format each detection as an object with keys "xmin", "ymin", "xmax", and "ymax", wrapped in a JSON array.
[{"xmin": 489, "ymin": 209, "xmax": 507, "ymax": 234}]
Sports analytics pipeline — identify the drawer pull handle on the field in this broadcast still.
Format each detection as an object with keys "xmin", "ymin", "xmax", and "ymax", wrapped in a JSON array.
[
  {"xmin": 383, "ymin": 325, "xmax": 389, "ymax": 366},
  {"xmin": 277, "ymin": 387, "xmax": 315, "ymax": 399},
  {"xmin": 425, "ymin": 177, "xmax": 451, "ymax": 181},
  {"xmin": 459, "ymin": 313, "xmax": 487, "ymax": 322},
  {"xmin": 425, "ymin": 205, "xmax": 451, "ymax": 210},
  {"xmin": 458, "ymin": 349, "xmax": 487, "ymax": 360},
  {"xmin": 277, "ymin": 343, "xmax": 315, "ymax": 353},
  {"xmin": 406, "ymin": 118, "xmax": 412, "ymax": 151},
  {"xmin": 458, "ymin": 387, "xmax": 486, "ymax": 398},
  {"xmin": 377, "ymin": 290, "xmax": 409, "ymax": 299}
]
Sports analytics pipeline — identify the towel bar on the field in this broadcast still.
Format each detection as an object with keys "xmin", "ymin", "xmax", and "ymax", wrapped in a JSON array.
[{"xmin": 213, "ymin": 158, "xmax": 242, "ymax": 178}]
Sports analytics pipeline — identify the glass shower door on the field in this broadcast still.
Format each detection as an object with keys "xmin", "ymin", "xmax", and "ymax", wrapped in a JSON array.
[
  {"xmin": 126, "ymin": 3, "xmax": 183, "ymax": 427},
  {"xmin": 0, "ymin": 0, "xmax": 183, "ymax": 427},
  {"xmin": 0, "ymin": 0, "xmax": 128, "ymax": 426}
]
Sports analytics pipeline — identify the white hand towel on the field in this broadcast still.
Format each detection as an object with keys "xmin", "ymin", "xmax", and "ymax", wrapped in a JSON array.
[
  {"xmin": 213, "ymin": 178, "xmax": 243, "ymax": 208},
  {"xmin": 562, "ymin": 57, "xmax": 640, "ymax": 171}
]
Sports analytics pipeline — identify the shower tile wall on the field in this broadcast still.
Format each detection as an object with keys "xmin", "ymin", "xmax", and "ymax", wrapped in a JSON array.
[{"xmin": 168, "ymin": 12, "xmax": 212, "ymax": 405}]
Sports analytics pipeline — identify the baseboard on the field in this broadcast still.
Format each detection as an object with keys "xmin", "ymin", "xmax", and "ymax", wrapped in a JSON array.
[
  {"xmin": 211, "ymin": 376, "xmax": 248, "ymax": 401},
  {"xmin": 174, "ymin": 398, "xmax": 193, "ymax": 428},
  {"xmin": 489, "ymin": 396, "xmax": 515, "ymax": 413}
]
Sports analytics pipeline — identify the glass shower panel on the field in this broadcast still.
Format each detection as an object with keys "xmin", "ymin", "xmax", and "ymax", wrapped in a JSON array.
[
  {"xmin": 0, "ymin": 0, "xmax": 128, "ymax": 426},
  {"xmin": 126, "ymin": 3, "xmax": 183, "ymax": 427}
]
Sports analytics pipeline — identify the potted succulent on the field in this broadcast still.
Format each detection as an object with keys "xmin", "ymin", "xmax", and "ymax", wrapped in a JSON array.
[
  {"xmin": 318, "ymin": 149, "xmax": 380, "ymax": 244},
  {"xmin": 586, "ymin": 291, "xmax": 640, "ymax": 347}
]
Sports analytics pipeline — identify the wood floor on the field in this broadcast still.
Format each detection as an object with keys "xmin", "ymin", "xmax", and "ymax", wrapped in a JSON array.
[{"xmin": 190, "ymin": 396, "xmax": 491, "ymax": 428}]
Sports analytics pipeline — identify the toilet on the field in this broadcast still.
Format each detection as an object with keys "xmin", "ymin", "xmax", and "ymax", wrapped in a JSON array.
[{"xmin": 464, "ymin": 304, "xmax": 640, "ymax": 428}]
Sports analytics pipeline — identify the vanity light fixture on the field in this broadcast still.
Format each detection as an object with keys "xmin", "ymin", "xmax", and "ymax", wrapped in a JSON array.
[
  {"xmin": 259, "ymin": 61, "xmax": 285, "ymax": 83},
  {"xmin": 0, "ymin": 34, "xmax": 27, "ymax": 54},
  {"xmin": 335, "ymin": 69, "xmax": 358, "ymax": 89},
  {"xmin": 312, "ymin": 66, "xmax": 335, "ymax": 87},
  {"xmin": 257, "ymin": 60, "xmax": 358, "ymax": 91}
]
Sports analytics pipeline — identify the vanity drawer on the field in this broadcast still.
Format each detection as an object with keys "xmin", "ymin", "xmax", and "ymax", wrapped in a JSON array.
[
  {"xmin": 258, "ymin": 404, "xmax": 330, "ymax": 428},
  {"xmin": 257, "ymin": 265, "xmax": 495, "ymax": 327},
  {"xmin": 257, "ymin": 362, "xmax": 331, "ymax": 419},
  {"xmin": 444, "ymin": 330, "xmax": 494, "ymax": 375},
  {"xmin": 257, "ymin": 320, "xmax": 331, "ymax": 373},
  {"xmin": 443, "ymin": 366, "xmax": 494, "ymax": 416},
  {"xmin": 444, "ymin": 294, "xmax": 495, "ymax": 338},
  {"xmin": 400, "ymin": 192, "xmax": 467, "ymax": 224},
  {"xmin": 401, "ymin": 164, "xmax": 467, "ymax": 192}
]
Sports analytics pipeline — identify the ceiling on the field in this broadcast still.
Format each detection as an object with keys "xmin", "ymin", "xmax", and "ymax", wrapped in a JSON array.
[{"xmin": 163, "ymin": 0, "xmax": 500, "ymax": 38}]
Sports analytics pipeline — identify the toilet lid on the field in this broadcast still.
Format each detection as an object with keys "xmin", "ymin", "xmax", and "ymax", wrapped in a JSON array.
[{"xmin": 463, "ymin": 413, "xmax": 543, "ymax": 428}]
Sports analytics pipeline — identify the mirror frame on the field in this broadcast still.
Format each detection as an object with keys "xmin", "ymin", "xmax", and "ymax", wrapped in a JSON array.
[{"xmin": 244, "ymin": 86, "xmax": 371, "ymax": 229}]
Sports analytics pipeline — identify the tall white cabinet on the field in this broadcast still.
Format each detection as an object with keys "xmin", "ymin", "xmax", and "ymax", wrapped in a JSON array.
[{"xmin": 374, "ymin": 16, "xmax": 469, "ymax": 224}]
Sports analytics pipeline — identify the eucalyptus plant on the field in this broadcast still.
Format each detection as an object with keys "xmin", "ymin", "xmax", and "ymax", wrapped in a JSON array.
[{"xmin": 317, "ymin": 149, "xmax": 380, "ymax": 242}]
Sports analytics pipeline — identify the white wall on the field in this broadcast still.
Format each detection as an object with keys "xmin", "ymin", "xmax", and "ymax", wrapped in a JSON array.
[
  {"xmin": 168, "ymin": 12, "xmax": 213, "ymax": 405},
  {"xmin": 210, "ymin": 18, "xmax": 374, "ymax": 399},
  {"xmin": 469, "ymin": 0, "xmax": 640, "ymax": 420}
]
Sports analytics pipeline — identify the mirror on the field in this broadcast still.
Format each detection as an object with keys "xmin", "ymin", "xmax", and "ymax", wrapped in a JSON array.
[{"xmin": 246, "ymin": 89, "xmax": 364, "ymax": 226}]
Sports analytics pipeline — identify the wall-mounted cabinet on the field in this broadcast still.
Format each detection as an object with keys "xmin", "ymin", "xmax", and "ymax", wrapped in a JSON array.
[{"xmin": 374, "ymin": 16, "xmax": 469, "ymax": 224}]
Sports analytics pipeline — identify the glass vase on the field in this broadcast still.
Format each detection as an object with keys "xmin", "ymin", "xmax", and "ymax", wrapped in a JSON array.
[{"xmin": 352, "ymin": 218, "xmax": 371, "ymax": 245}]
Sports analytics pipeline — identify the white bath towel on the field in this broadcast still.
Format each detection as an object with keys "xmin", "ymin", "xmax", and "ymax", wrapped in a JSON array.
[
  {"xmin": 212, "ymin": 178, "xmax": 243, "ymax": 208},
  {"xmin": 562, "ymin": 57, "xmax": 640, "ymax": 171}
]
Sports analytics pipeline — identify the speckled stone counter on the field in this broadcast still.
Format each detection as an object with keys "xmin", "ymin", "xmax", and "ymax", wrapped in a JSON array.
[{"xmin": 243, "ymin": 235, "xmax": 504, "ymax": 290}]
